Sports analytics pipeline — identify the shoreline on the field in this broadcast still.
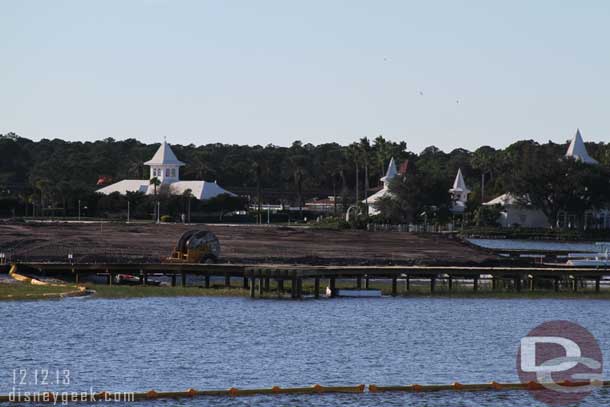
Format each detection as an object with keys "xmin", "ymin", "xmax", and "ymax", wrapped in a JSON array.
[{"xmin": 2, "ymin": 281, "xmax": 610, "ymax": 301}]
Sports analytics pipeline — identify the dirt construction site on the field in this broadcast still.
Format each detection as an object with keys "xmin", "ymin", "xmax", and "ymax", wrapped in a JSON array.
[{"xmin": 0, "ymin": 221, "xmax": 498, "ymax": 266}]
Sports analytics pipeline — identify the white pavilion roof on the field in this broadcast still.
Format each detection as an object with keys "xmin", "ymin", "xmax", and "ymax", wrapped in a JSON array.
[
  {"xmin": 96, "ymin": 180, "xmax": 150, "ymax": 195},
  {"xmin": 483, "ymin": 193, "xmax": 531, "ymax": 207},
  {"xmin": 169, "ymin": 181, "xmax": 236, "ymax": 200},
  {"xmin": 449, "ymin": 168, "xmax": 470, "ymax": 193},
  {"xmin": 96, "ymin": 180, "xmax": 235, "ymax": 200},
  {"xmin": 362, "ymin": 187, "xmax": 392, "ymax": 204},
  {"xmin": 565, "ymin": 129, "xmax": 598, "ymax": 164},
  {"xmin": 144, "ymin": 142, "xmax": 185, "ymax": 166}
]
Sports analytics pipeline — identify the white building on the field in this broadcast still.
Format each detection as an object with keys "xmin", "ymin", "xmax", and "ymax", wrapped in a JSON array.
[
  {"xmin": 483, "ymin": 193, "xmax": 549, "ymax": 228},
  {"xmin": 363, "ymin": 157, "xmax": 399, "ymax": 215},
  {"xmin": 449, "ymin": 168, "xmax": 470, "ymax": 214},
  {"xmin": 485, "ymin": 129, "xmax": 606, "ymax": 228},
  {"xmin": 96, "ymin": 141, "xmax": 235, "ymax": 200}
]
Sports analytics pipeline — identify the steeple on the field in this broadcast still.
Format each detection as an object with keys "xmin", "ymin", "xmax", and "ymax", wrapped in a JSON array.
[
  {"xmin": 450, "ymin": 168, "xmax": 470, "ymax": 194},
  {"xmin": 380, "ymin": 157, "xmax": 398, "ymax": 188},
  {"xmin": 449, "ymin": 168, "xmax": 470, "ymax": 213},
  {"xmin": 565, "ymin": 129, "xmax": 598, "ymax": 164},
  {"xmin": 144, "ymin": 141, "xmax": 185, "ymax": 183}
]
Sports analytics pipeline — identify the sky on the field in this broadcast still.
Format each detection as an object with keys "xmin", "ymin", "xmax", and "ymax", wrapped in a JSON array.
[{"xmin": 2, "ymin": 1, "xmax": 609, "ymax": 153}]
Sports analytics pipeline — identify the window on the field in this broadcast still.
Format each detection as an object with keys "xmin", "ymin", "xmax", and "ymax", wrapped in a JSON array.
[{"xmin": 166, "ymin": 168, "xmax": 170, "ymax": 177}]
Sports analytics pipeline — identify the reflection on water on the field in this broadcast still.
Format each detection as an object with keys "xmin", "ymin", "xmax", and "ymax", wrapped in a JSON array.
[{"xmin": 1, "ymin": 296, "xmax": 609, "ymax": 406}]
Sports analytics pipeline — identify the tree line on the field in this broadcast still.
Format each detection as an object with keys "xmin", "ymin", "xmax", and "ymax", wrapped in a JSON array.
[{"xmin": 0, "ymin": 131, "xmax": 609, "ymax": 227}]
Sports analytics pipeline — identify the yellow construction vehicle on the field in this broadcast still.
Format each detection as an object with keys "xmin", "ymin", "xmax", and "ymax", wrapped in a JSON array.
[{"xmin": 167, "ymin": 230, "xmax": 221, "ymax": 263}]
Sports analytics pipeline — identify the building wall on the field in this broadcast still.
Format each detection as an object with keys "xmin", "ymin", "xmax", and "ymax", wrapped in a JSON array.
[{"xmin": 498, "ymin": 206, "xmax": 549, "ymax": 228}]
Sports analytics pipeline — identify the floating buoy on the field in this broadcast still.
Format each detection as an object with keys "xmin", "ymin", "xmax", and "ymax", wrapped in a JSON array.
[{"xmin": 490, "ymin": 381, "xmax": 503, "ymax": 390}]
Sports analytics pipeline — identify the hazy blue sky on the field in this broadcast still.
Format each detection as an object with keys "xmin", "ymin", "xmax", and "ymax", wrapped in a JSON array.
[{"xmin": 2, "ymin": 1, "xmax": 609, "ymax": 153}]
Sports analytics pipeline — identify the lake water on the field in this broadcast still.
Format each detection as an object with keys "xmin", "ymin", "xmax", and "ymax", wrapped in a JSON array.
[
  {"xmin": 468, "ymin": 238, "xmax": 610, "ymax": 252},
  {"xmin": 1, "ymin": 296, "xmax": 609, "ymax": 406}
]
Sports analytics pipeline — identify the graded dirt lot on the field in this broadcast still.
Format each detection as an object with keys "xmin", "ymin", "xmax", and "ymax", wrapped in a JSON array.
[{"xmin": 0, "ymin": 221, "xmax": 497, "ymax": 265}]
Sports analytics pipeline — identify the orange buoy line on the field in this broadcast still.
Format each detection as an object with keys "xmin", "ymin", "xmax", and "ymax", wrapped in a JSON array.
[{"xmin": 0, "ymin": 381, "xmax": 608, "ymax": 402}]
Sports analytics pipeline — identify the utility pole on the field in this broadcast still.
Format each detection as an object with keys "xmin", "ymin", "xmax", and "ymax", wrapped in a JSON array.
[
  {"xmin": 78, "ymin": 200, "xmax": 81, "ymax": 221},
  {"xmin": 481, "ymin": 173, "xmax": 485, "ymax": 203},
  {"xmin": 127, "ymin": 201, "xmax": 130, "ymax": 223},
  {"xmin": 156, "ymin": 201, "xmax": 160, "ymax": 224},
  {"xmin": 364, "ymin": 164, "xmax": 369, "ymax": 218}
]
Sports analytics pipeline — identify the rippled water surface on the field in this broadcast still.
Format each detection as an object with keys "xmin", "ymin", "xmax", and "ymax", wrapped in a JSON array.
[{"xmin": 1, "ymin": 296, "xmax": 609, "ymax": 406}]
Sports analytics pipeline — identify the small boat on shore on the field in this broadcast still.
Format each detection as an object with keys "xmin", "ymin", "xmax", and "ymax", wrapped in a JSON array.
[
  {"xmin": 114, "ymin": 274, "xmax": 162, "ymax": 286},
  {"xmin": 325, "ymin": 287, "xmax": 383, "ymax": 298}
]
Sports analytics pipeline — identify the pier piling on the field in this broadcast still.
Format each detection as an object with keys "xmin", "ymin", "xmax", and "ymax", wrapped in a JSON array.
[{"xmin": 249, "ymin": 277, "xmax": 256, "ymax": 298}]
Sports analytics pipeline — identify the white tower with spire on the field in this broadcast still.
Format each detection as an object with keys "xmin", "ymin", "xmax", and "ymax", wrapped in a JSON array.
[
  {"xmin": 144, "ymin": 140, "xmax": 185, "ymax": 184},
  {"xmin": 565, "ymin": 129, "xmax": 598, "ymax": 164},
  {"xmin": 363, "ymin": 157, "xmax": 400, "ymax": 215},
  {"xmin": 449, "ymin": 168, "xmax": 470, "ymax": 213}
]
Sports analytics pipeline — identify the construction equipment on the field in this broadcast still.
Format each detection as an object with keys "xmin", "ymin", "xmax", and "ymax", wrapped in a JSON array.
[{"xmin": 168, "ymin": 230, "xmax": 221, "ymax": 263}]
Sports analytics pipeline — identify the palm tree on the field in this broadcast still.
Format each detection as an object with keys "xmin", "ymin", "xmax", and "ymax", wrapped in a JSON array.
[
  {"xmin": 471, "ymin": 146, "xmax": 496, "ymax": 203},
  {"xmin": 347, "ymin": 143, "xmax": 361, "ymax": 202},
  {"xmin": 149, "ymin": 177, "xmax": 161, "ymax": 195},
  {"xmin": 34, "ymin": 179, "xmax": 48, "ymax": 217},
  {"xmin": 374, "ymin": 135, "xmax": 390, "ymax": 182},
  {"xmin": 150, "ymin": 177, "xmax": 161, "ymax": 222}
]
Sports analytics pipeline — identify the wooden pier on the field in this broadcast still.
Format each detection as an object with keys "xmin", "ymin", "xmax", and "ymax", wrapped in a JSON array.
[{"xmin": 14, "ymin": 261, "xmax": 610, "ymax": 299}]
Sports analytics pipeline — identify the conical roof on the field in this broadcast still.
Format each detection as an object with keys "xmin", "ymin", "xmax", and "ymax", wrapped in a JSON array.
[
  {"xmin": 565, "ymin": 129, "xmax": 598, "ymax": 164},
  {"xmin": 144, "ymin": 142, "xmax": 185, "ymax": 166},
  {"xmin": 450, "ymin": 168, "xmax": 470, "ymax": 193},
  {"xmin": 380, "ymin": 157, "xmax": 398, "ymax": 183}
]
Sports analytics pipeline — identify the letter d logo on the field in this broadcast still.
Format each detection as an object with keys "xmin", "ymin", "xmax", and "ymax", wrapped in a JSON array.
[
  {"xmin": 520, "ymin": 336, "xmax": 581, "ymax": 373},
  {"xmin": 516, "ymin": 320, "xmax": 603, "ymax": 406}
]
